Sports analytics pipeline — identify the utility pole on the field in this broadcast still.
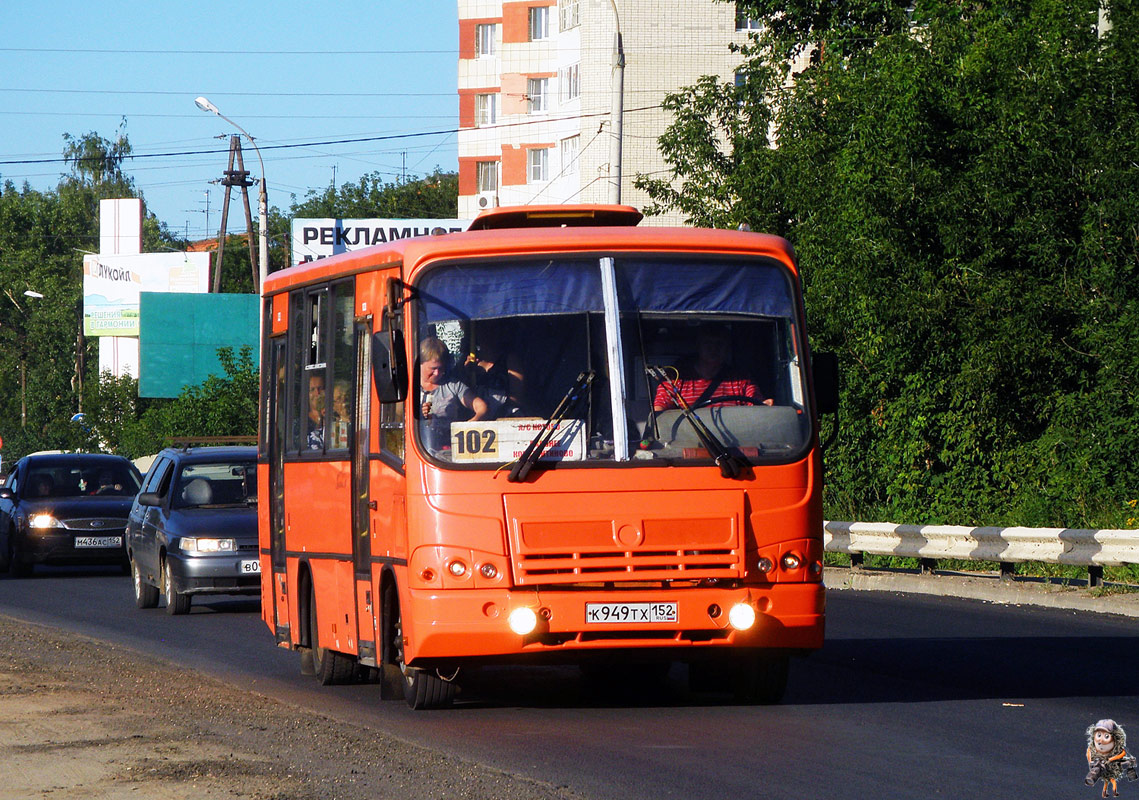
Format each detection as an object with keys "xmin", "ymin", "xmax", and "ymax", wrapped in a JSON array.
[{"xmin": 212, "ymin": 135, "xmax": 258, "ymax": 293}]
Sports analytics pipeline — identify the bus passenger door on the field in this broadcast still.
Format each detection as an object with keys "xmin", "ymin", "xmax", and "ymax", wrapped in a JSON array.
[
  {"xmin": 351, "ymin": 320, "xmax": 377, "ymax": 665},
  {"xmin": 268, "ymin": 336, "xmax": 290, "ymax": 644}
]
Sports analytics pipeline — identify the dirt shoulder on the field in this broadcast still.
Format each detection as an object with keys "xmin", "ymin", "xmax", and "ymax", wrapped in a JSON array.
[{"xmin": 0, "ymin": 615, "xmax": 584, "ymax": 800}]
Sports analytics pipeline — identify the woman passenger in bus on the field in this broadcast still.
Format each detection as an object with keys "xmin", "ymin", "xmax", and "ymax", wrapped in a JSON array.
[
  {"xmin": 419, "ymin": 336, "xmax": 490, "ymax": 455},
  {"xmin": 652, "ymin": 325, "xmax": 773, "ymax": 412},
  {"xmin": 306, "ymin": 373, "xmax": 326, "ymax": 450},
  {"xmin": 465, "ymin": 329, "xmax": 525, "ymax": 417},
  {"xmin": 331, "ymin": 380, "xmax": 351, "ymax": 449}
]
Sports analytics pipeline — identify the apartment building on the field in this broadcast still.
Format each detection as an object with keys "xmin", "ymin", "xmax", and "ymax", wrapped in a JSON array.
[{"xmin": 457, "ymin": 0, "xmax": 756, "ymax": 225}]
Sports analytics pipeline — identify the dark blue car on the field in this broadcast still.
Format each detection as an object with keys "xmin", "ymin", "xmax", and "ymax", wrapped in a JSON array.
[
  {"xmin": 127, "ymin": 446, "xmax": 259, "ymax": 615},
  {"xmin": 0, "ymin": 452, "xmax": 142, "ymax": 576}
]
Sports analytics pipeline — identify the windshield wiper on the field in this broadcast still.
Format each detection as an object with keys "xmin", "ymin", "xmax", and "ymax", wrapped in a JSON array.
[
  {"xmin": 507, "ymin": 370, "xmax": 594, "ymax": 483},
  {"xmin": 646, "ymin": 366, "xmax": 750, "ymax": 480}
]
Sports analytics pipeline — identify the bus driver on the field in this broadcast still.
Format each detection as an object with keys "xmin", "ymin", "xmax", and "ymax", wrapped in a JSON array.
[{"xmin": 419, "ymin": 336, "xmax": 489, "ymax": 455}]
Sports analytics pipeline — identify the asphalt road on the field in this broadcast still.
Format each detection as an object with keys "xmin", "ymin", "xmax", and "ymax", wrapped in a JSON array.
[{"xmin": 1, "ymin": 565, "xmax": 1133, "ymax": 799}]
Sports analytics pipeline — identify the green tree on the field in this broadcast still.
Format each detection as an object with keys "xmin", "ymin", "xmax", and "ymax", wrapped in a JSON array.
[
  {"xmin": 0, "ymin": 129, "xmax": 181, "ymax": 463},
  {"xmin": 83, "ymin": 346, "xmax": 259, "ymax": 459},
  {"xmin": 640, "ymin": 0, "xmax": 1139, "ymax": 527}
]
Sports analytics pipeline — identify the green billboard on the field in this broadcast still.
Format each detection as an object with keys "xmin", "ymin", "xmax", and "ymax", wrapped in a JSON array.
[{"xmin": 138, "ymin": 292, "xmax": 259, "ymax": 398}]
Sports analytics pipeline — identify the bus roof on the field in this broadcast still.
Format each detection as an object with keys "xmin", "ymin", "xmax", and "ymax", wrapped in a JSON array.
[{"xmin": 264, "ymin": 205, "xmax": 797, "ymax": 294}]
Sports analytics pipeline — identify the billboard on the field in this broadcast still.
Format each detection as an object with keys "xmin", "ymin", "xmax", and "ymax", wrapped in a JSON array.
[
  {"xmin": 291, "ymin": 218, "xmax": 470, "ymax": 267},
  {"xmin": 138, "ymin": 292, "xmax": 259, "ymax": 398},
  {"xmin": 83, "ymin": 252, "xmax": 210, "ymax": 337}
]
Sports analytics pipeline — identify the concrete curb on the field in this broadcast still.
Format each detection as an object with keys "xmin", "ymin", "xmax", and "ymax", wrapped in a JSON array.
[{"xmin": 825, "ymin": 567, "xmax": 1139, "ymax": 618}]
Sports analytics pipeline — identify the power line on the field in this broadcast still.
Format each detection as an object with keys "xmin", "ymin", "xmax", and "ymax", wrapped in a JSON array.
[{"xmin": 0, "ymin": 104, "xmax": 666, "ymax": 168}]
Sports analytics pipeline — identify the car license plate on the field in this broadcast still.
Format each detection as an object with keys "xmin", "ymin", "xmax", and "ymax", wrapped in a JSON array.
[
  {"xmin": 585, "ymin": 602, "xmax": 678, "ymax": 624},
  {"xmin": 74, "ymin": 536, "xmax": 122, "ymax": 548},
  {"xmin": 240, "ymin": 559, "xmax": 261, "ymax": 574}
]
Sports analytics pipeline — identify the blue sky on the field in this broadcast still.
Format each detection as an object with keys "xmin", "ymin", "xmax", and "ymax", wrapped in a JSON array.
[{"xmin": 0, "ymin": 1, "xmax": 460, "ymax": 240}]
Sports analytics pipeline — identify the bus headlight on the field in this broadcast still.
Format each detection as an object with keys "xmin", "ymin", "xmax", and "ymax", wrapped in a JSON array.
[
  {"xmin": 728, "ymin": 602, "xmax": 757, "ymax": 631},
  {"xmin": 29, "ymin": 514, "xmax": 62, "ymax": 529},
  {"xmin": 507, "ymin": 607, "xmax": 539, "ymax": 636}
]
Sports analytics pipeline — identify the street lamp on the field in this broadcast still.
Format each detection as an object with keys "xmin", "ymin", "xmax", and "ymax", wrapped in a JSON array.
[
  {"xmin": 195, "ymin": 96, "xmax": 269, "ymax": 291},
  {"xmin": 605, "ymin": 0, "xmax": 625, "ymax": 205},
  {"xmin": 4, "ymin": 288, "xmax": 41, "ymax": 428}
]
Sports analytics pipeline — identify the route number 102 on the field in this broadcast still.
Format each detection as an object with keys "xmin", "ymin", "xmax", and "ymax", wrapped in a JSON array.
[{"xmin": 452, "ymin": 428, "xmax": 497, "ymax": 456}]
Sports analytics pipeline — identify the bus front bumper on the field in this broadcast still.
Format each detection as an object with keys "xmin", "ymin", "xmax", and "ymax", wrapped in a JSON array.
[{"xmin": 403, "ymin": 583, "xmax": 824, "ymax": 663}]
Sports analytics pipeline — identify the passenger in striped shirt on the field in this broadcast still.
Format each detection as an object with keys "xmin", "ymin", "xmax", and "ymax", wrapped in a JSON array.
[{"xmin": 652, "ymin": 326, "xmax": 773, "ymax": 412}]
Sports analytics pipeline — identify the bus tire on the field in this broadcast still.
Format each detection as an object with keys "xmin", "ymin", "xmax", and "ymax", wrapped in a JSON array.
[
  {"xmin": 308, "ymin": 583, "xmax": 356, "ymax": 685},
  {"xmin": 731, "ymin": 653, "xmax": 789, "ymax": 705},
  {"xmin": 132, "ymin": 557, "xmax": 159, "ymax": 609},
  {"xmin": 387, "ymin": 588, "xmax": 455, "ymax": 709},
  {"xmin": 163, "ymin": 560, "xmax": 191, "ymax": 615}
]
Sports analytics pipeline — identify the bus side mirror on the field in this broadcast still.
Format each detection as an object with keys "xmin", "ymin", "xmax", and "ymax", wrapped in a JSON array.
[
  {"xmin": 372, "ymin": 329, "xmax": 407, "ymax": 403},
  {"xmin": 813, "ymin": 351, "xmax": 839, "ymax": 415}
]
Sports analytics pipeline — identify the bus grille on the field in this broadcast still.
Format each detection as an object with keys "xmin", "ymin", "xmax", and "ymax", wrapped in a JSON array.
[
  {"xmin": 516, "ymin": 547, "xmax": 739, "ymax": 583},
  {"xmin": 505, "ymin": 490, "xmax": 745, "ymax": 587}
]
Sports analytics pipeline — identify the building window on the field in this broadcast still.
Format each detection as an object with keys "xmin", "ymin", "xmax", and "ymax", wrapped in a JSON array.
[
  {"xmin": 475, "ymin": 93, "xmax": 498, "ymax": 127},
  {"xmin": 528, "ymin": 148, "xmax": 549, "ymax": 183},
  {"xmin": 527, "ymin": 77, "xmax": 549, "ymax": 113},
  {"xmin": 558, "ymin": 63, "xmax": 580, "ymax": 104},
  {"xmin": 529, "ymin": 6, "xmax": 550, "ymax": 40},
  {"xmin": 735, "ymin": 8, "xmax": 762, "ymax": 30},
  {"xmin": 475, "ymin": 23, "xmax": 497, "ymax": 57},
  {"xmin": 560, "ymin": 136, "xmax": 579, "ymax": 174},
  {"xmin": 559, "ymin": 0, "xmax": 579, "ymax": 31},
  {"xmin": 476, "ymin": 161, "xmax": 499, "ymax": 192}
]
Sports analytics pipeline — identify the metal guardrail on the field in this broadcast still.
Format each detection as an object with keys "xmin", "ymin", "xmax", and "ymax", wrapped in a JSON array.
[{"xmin": 823, "ymin": 520, "xmax": 1139, "ymax": 588}]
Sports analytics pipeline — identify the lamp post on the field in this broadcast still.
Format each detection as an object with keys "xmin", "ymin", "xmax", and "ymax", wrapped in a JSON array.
[
  {"xmin": 195, "ymin": 96, "xmax": 269, "ymax": 292},
  {"xmin": 4, "ymin": 288, "xmax": 41, "ymax": 428},
  {"xmin": 605, "ymin": 0, "xmax": 625, "ymax": 205}
]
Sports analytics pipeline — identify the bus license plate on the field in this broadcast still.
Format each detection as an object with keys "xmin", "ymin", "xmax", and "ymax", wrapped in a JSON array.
[
  {"xmin": 240, "ymin": 559, "xmax": 261, "ymax": 574},
  {"xmin": 74, "ymin": 536, "xmax": 122, "ymax": 548},
  {"xmin": 585, "ymin": 602, "xmax": 677, "ymax": 624}
]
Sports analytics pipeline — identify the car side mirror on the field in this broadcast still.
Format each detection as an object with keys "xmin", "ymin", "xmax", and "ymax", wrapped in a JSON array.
[
  {"xmin": 372, "ymin": 328, "xmax": 407, "ymax": 403},
  {"xmin": 137, "ymin": 492, "xmax": 162, "ymax": 507}
]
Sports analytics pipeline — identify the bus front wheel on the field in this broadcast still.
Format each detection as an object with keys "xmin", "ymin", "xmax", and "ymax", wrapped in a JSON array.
[
  {"xmin": 731, "ymin": 653, "xmax": 789, "ymax": 705},
  {"xmin": 386, "ymin": 587, "xmax": 455, "ymax": 709}
]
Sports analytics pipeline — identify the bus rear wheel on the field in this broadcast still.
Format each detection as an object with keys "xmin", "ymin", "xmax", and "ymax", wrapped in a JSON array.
[
  {"xmin": 387, "ymin": 589, "xmax": 455, "ymax": 709},
  {"xmin": 308, "ymin": 583, "xmax": 355, "ymax": 685}
]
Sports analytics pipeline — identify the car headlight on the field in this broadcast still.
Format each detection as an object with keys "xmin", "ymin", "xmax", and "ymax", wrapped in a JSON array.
[
  {"xmin": 179, "ymin": 537, "xmax": 236, "ymax": 553},
  {"xmin": 29, "ymin": 514, "xmax": 62, "ymax": 529}
]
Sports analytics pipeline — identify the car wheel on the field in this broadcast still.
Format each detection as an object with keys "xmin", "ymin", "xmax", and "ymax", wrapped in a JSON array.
[
  {"xmin": 131, "ymin": 557, "xmax": 159, "ymax": 609},
  {"xmin": 389, "ymin": 589, "xmax": 455, "ymax": 709},
  {"xmin": 7, "ymin": 534, "xmax": 31, "ymax": 578},
  {"xmin": 163, "ymin": 560, "xmax": 191, "ymax": 615},
  {"xmin": 308, "ymin": 581, "xmax": 355, "ymax": 685}
]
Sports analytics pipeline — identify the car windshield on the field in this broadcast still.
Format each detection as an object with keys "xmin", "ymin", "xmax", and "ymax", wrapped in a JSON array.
[
  {"xmin": 173, "ymin": 462, "xmax": 257, "ymax": 508},
  {"xmin": 26, "ymin": 462, "xmax": 141, "ymax": 498},
  {"xmin": 413, "ymin": 254, "xmax": 811, "ymax": 468}
]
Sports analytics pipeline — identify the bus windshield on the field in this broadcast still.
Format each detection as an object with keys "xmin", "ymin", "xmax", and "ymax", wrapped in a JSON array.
[{"xmin": 414, "ymin": 254, "xmax": 811, "ymax": 468}]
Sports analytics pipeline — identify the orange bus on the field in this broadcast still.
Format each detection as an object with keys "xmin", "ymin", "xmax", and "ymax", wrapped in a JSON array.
[{"xmin": 258, "ymin": 205, "xmax": 838, "ymax": 708}]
